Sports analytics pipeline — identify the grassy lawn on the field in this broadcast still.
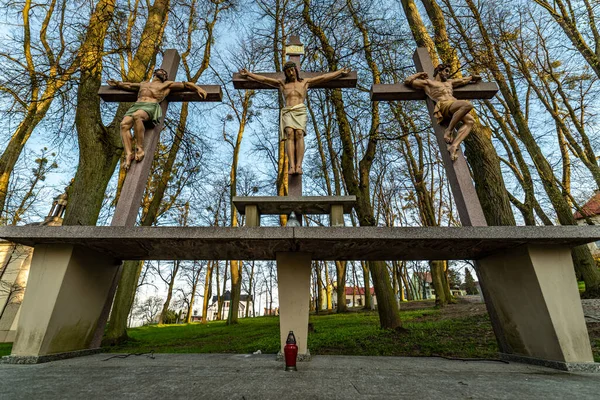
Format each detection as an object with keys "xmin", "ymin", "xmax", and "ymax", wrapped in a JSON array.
[
  {"xmin": 106, "ymin": 302, "xmax": 499, "ymax": 359},
  {"xmin": 0, "ymin": 343, "xmax": 12, "ymax": 357},
  {"xmin": 3, "ymin": 301, "xmax": 597, "ymax": 362}
]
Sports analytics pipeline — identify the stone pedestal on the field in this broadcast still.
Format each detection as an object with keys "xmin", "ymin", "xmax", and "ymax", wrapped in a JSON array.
[
  {"xmin": 478, "ymin": 244, "xmax": 594, "ymax": 366},
  {"xmin": 9, "ymin": 244, "xmax": 119, "ymax": 361},
  {"xmin": 276, "ymin": 252, "xmax": 312, "ymax": 356}
]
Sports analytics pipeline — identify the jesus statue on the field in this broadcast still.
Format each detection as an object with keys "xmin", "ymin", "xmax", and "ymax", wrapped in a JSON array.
[{"xmin": 240, "ymin": 62, "xmax": 349, "ymax": 175}]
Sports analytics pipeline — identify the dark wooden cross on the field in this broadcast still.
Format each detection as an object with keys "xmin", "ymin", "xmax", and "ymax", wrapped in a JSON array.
[
  {"xmin": 91, "ymin": 49, "xmax": 221, "ymax": 347},
  {"xmin": 98, "ymin": 49, "xmax": 222, "ymax": 227},
  {"xmin": 233, "ymin": 36, "xmax": 357, "ymax": 197},
  {"xmin": 370, "ymin": 48, "xmax": 498, "ymax": 227},
  {"xmin": 371, "ymin": 49, "xmax": 511, "ymax": 352}
]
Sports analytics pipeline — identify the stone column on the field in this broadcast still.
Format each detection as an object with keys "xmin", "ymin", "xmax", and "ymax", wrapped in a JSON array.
[
  {"xmin": 478, "ymin": 244, "xmax": 594, "ymax": 368},
  {"xmin": 10, "ymin": 244, "xmax": 120, "ymax": 361},
  {"xmin": 276, "ymin": 252, "xmax": 312, "ymax": 357}
]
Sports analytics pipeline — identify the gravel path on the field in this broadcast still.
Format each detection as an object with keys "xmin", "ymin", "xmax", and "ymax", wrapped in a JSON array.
[
  {"xmin": 582, "ymin": 299, "xmax": 600, "ymax": 323},
  {"xmin": 460, "ymin": 296, "xmax": 600, "ymax": 323}
]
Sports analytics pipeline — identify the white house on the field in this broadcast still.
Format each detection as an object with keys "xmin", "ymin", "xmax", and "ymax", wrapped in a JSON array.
[{"xmin": 205, "ymin": 290, "xmax": 253, "ymax": 321}]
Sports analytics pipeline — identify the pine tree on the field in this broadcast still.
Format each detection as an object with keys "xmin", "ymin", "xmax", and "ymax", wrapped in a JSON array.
[{"xmin": 464, "ymin": 268, "xmax": 477, "ymax": 295}]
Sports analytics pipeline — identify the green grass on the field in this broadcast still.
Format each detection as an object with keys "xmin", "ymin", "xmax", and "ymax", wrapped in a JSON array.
[
  {"xmin": 106, "ymin": 306, "xmax": 499, "ymax": 359},
  {"xmin": 3, "ymin": 304, "xmax": 598, "ymax": 361},
  {"xmin": 0, "ymin": 343, "xmax": 12, "ymax": 357}
]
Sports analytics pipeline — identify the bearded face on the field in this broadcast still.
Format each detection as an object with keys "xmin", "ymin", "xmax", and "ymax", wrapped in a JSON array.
[
  {"xmin": 439, "ymin": 67, "xmax": 451, "ymax": 82},
  {"xmin": 284, "ymin": 67, "xmax": 297, "ymax": 82},
  {"xmin": 154, "ymin": 69, "xmax": 168, "ymax": 82}
]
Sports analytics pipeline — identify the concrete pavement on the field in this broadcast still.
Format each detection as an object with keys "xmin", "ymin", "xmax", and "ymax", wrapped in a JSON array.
[{"xmin": 1, "ymin": 353, "xmax": 599, "ymax": 399}]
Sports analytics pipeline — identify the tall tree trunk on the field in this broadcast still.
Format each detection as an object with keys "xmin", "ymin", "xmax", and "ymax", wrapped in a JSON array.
[
  {"xmin": 159, "ymin": 260, "xmax": 180, "ymax": 324},
  {"xmin": 335, "ymin": 261, "xmax": 347, "ymax": 313},
  {"xmin": 407, "ymin": 0, "xmax": 516, "ymax": 227},
  {"xmin": 227, "ymin": 90, "xmax": 253, "ymax": 325},
  {"xmin": 461, "ymin": 0, "xmax": 600, "ymax": 295},
  {"xmin": 246, "ymin": 261, "xmax": 255, "ymax": 318},
  {"xmin": 202, "ymin": 260, "xmax": 213, "ymax": 323},
  {"xmin": 362, "ymin": 261, "xmax": 372, "ymax": 309},
  {"xmin": 0, "ymin": 0, "xmax": 81, "ymax": 216},
  {"xmin": 186, "ymin": 265, "xmax": 202, "ymax": 324},
  {"xmin": 304, "ymin": 0, "xmax": 401, "ymax": 329}
]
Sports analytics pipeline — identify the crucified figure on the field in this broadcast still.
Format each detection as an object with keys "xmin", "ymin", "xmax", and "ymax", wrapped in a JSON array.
[
  {"xmin": 240, "ymin": 62, "xmax": 349, "ymax": 175},
  {"xmin": 404, "ymin": 64, "xmax": 482, "ymax": 161},
  {"xmin": 108, "ymin": 68, "xmax": 207, "ymax": 170}
]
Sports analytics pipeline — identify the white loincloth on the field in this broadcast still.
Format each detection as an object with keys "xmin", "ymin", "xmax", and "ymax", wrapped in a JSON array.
[{"xmin": 280, "ymin": 103, "xmax": 308, "ymax": 141}]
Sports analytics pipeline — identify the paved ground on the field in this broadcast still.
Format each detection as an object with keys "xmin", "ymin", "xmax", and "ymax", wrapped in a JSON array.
[
  {"xmin": 1, "ymin": 353, "xmax": 599, "ymax": 399},
  {"xmin": 582, "ymin": 299, "xmax": 600, "ymax": 322}
]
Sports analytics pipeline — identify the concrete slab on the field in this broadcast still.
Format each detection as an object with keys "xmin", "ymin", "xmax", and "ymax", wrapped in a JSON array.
[
  {"xmin": 0, "ymin": 225, "xmax": 599, "ymax": 261},
  {"xmin": 1, "ymin": 353, "xmax": 599, "ymax": 399},
  {"xmin": 233, "ymin": 196, "xmax": 357, "ymax": 215}
]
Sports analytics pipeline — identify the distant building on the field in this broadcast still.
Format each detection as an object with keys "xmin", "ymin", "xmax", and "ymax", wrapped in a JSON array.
[
  {"xmin": 574, "ymin": 191, "xmax": 600, "ymax": 257},
  {"xmin": 344, "ymin": 286, "xmax": 376, "ymax": 308},
  {"xmin": 205, "ymin": 290, "xmax": 253, "ymax": 321},
  {"xmin": 411, "ymin": 272, "xmax": 435, "ymax": 300},
  {"xmin": 330, "ymin": 286, "xmax": 377, "ymax": 309}
]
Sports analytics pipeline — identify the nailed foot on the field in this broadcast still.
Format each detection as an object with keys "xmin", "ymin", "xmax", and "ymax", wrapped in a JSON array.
[
  {"xmin": 443, "ymin": 129, "xmax": 453, "ymax": 144},
  {"xmin": 135, "ymin": 148, "xmax": 145, "ymax": 162},
  {"xmin": 123, "ymin": 153, "xmax": 135, "ymax": 170},
  {"xmin": 447, "ymin": 144, "xmax": 459, "ymax": 161},
  {"xmin": 296, "ymin": 166, "xmax": 303, "ymax": 175},
  {"xmin": 288, "ymin": 166, "xmax": 295, "ymax": 175}
]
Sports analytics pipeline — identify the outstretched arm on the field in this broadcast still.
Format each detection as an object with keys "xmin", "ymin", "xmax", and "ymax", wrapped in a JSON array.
[
  {"xmin": 451, "ymin": 75, "xmax": 482, "ymax": 88},
  {"xmin": 239, "ymin": 69, "xmax": 283, "ymax": 88},
  {"xmin": 107, "ymin": 80, "xmax": 141, "ymax": 91},
  {"xmin": 166, "ymin": 81, "xmax": 207, "ymax": 99},
  {"xmin": 305, "ymin": 67, "xmax": 350, "ymax": 86},
  {"xmin": 404, "ymin": 72, "xmax": 429, "ymax": 89}
]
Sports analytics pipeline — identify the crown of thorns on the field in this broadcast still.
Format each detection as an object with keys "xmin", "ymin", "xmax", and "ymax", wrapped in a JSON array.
[
  {"xmin": 283, "ymin": 61, "xmax": 303, "ymax": 82},
  {"xmin": 154, "ymin": 68, "xmax": 168, "ymax": 79},
  {"xmin": 433, "ymin": 64, "xmax": 451, "ymax": 77}
]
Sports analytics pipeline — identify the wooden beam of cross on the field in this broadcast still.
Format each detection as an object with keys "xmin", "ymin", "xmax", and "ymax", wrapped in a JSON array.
[
  {"xmin": 370, "ymin": 48, "xmax": 499, "ymax": 227},
  {"xmin": 91, "ymin": 49, "xmax": 221, "ymax": 348},
  {"xmin": 98, "ymin": 50, "xmax": 222, "ymax": 227},
  {"xmin": 233, "ymin": 36, "xmax": 357, "ymax": 198}
]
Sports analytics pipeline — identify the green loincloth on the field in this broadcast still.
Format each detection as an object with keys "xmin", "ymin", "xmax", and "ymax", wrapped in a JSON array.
[
  {"xmin": 280, "ymin": 103, "xmax": 308, "ymax": 141},
  {"xmin": 124, "ymin": 102, "xmax": 162, "ymax": 127},
  {"xmin": 433, "ymin": 100, "xmax": 454, "ymax": 125}
]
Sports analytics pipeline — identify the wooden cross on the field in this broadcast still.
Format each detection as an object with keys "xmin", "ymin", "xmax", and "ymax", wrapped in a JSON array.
[
  {"xmin": 233, "ymin": 36, "xmax": 357, "ymax": 197},
  {"xmin": 370, "ymin": 48, "xmax": 498, "ymax": 227},
  {"xmin": 98, "ymin": 49, "xmax": 222, "ymax": 227},
  {"xmin": 91, "ymin": 49, "xmax": 221, "ymax": 347}
]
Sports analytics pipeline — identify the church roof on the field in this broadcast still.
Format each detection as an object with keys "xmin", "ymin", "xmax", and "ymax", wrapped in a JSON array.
[{"xmin": 574, "ymin": 191, "xmax": 600, "ymax": 219}]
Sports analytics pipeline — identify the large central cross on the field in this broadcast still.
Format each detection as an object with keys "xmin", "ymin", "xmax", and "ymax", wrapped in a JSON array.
[
  {"xmin": 371, "ymin": 48, "xmax": 498, "ymax": 227},
  {"xmin": 92, "ymin": 49, "xmax": 222, "ymax": 346},
  {"xmin": 233, "ymin": 36, "xmax": 357, "ymax": 197}
]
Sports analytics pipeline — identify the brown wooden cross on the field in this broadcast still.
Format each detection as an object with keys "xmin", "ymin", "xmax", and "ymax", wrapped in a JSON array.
[
  {"xmin": 91, "ymin": 49, "xmax": 222, "ymax": 348},
  {"xmin": 370, "ymin": 48, "xmax": 498, "ymax": 227},
  {"xmin": 98, "ymin": 49, "xmax": 222, "ymax": 227},
  {"xmin": 233, "ymin": 36, "xmax": 357, "ymax": 197}
]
